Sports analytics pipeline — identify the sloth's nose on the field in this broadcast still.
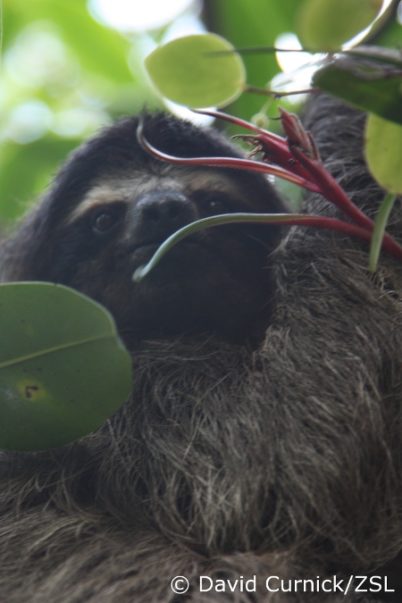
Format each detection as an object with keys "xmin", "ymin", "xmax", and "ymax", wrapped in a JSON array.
[{"xmin": 132, "ymin": 191, "xmax": 198, "ymax": 241}]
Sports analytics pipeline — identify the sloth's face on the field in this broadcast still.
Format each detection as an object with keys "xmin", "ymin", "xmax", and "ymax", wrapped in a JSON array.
[{"xmin": 22, "ymin": 114, "xmax": 285, "ymax": 343}]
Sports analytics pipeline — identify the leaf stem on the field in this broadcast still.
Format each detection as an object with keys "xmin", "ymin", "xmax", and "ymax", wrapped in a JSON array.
[
  {"xmin": 137, "ymin": 120, "xmax": 320, "ymax": 192},
  {"xmin": 244, "ymin": 85, "xmax": 316, "ymax": 97},
  {"xmin": 133, "ymin": 212, "xmax": 402, "ymax": 282},
  {"xmin": 290, "ymin": 147, "xmax": 374, "ymax": 229},
  {"xmin": 369, "ymin": 193, "xmax": 397, "ymax": 272},
  {"xmin": 290, "ymin": 147, "xmax": 402, "ymax": 258}
]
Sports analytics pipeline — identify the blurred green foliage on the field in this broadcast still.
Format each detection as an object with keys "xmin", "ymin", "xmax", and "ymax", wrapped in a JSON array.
[
  {"xmin": 2, "ymin": 0, "xmax": 399, "ymax": 224},
  {"xmin": 0, "ymin": 0, "xmax": 161, "ymax": 223},
  {"xmin": 1, "ymin": 0, "xmax": 310, "ymax": 224},
  {"xmin": 205, "ymin": 0, "xmax": 302, "ymax": 120}
]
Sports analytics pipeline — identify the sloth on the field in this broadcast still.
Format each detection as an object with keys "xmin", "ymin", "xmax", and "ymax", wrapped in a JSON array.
[
  {"xmin": 0, "ymin": 95, "xmax": 401, "ymax": 603},
  {"xmin": 0, "ymin": 113, "xmax": 284, "ymax": 344}
]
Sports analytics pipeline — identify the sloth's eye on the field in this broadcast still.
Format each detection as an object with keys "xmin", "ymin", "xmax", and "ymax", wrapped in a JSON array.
[
  {"xmin": 90, "ymin": 205, "xmax": 125, "ymax": 235},
  {"xmin": 207, "ymin": 199, "xmax": 225, "ymax": 213},
  {"xmin": 93, "ymin": 212, "xmax": 115, "ymax": 233},
  {"xmin": 192, "ymin": 191, "xmax": 230, "ymax": 215}
]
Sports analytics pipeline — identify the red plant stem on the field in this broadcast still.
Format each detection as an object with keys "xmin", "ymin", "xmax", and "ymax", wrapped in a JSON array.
[
  {"xmin": 196, "ymin": 110, "xmax": 320, "ymax": 183},
  {"xmin": 291, "ymin": 147, "xmax": 402, "ymax": 256},
  {"xmin": 136, "ymin": 119, "xmax": 402, "ymax": 266},
  {"xmin": 137, "ymin": 122, "xmax": 321, "ymax": 192},
  {"xmin": 234, "ymin": 133, "xmax": 314, "ymax": 182},
  {"xmin": 281, "ymin": 215, "xmax": 402, "ymax": 263},
  {"xmin": 136, "ymin": 213, "xmax": 402, "ymax": 280},
  {"xmin": 291, "ymin": 147, "xmax": 374, "ymax": 229},
  {"xmin": 202, "ymin": 111, "xmax": 389, "ymax": 237}
]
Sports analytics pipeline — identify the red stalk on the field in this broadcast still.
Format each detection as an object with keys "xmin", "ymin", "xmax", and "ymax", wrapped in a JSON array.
[
  {"xmin": 290, "ymin": 147, "xmax": 402, "ymax": 257},
  {"xmin": 137, "ymin": 121, "xmax": 321, "ymax": 192},
  {"xmin": 282, "ymin": 215, "xmax": 402, "ymax": 263},
  {"xmin": 136, "ymin": 112, "xmax": 402, "ymax": 267},
  {"xmin": 196, "ymin": 110, "xmax": 319, "ymax": 182},
  {"xmin": 291, "ymin": 147, "xmax": 374, "ymax": 230}
]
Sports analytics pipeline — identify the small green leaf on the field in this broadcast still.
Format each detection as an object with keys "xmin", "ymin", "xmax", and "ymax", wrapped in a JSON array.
[
  {"xmin": 0, "ymin": 283, "xmax": 132, "ymax": 451},
  {"xmin": 145, "ymin": 34, "xmax": 246, "ymax": 108},
  {"xmin": 313, "ymin": 55, "xmax": 402, "ymax": 125},
  {"xmin": 297, "ymin": 0, "xmax": 382, "ymax": 50},
  {"xmin": 365, "ymin": 114, "xmax": 402, "ymax": 193}
]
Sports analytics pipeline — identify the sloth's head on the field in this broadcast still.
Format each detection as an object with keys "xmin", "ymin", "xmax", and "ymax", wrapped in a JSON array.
[{"xmin": 5, "ymin": 113, "xmax": 285, "ymax": 343}]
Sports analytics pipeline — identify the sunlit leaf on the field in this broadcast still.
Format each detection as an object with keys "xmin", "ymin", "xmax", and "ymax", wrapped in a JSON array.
[
  {"xmin": 145, "ymin": 34, "xmax": 246, "ymax": 108},
  {"xmin": 0, "ymin": 283, "xmax": 132, "ymax": 451},
  {"xmin": 297, "ymin": 0, "xmax": 382, "ymax": 50},
  {"xmin": 313, "ymin": 55, "xmax": 402, "ymax": 125},
  {"xmin": 365, "ymin": 113, "xmax": 402, "ymax": 193}
]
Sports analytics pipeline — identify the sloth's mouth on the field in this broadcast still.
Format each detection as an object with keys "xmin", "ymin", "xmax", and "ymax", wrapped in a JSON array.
[
  {"xmin": 129, "ymin": 237, "xmax": 201, "ymax": 257},
  {"xmin": 127, "ymin": 238, "xmax": 205, "ymax": 271},
  {"xmin": 131, "ymin": 241, "xmax": 159, "ymax": 254}
]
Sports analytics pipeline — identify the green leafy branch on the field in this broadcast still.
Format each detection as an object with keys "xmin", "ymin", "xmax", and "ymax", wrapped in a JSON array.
[{"xmin": 143, "ymin": 10, "xmax": 402, "ymax": 278}]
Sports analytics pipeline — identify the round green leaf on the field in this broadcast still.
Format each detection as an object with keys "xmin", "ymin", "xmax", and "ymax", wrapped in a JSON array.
[
  {"xmin": 0, "ymin": 283, "xmax": 132, "ymax": 451},
  {"xmin": 145, "ymin": 34, "xmax": 246, "ymax": 108},
  {"xmin": 365, "ymin": 113, "xmax": 402, "ymax": 194},
  {"xmin": 297, "ymin": 0, "xmax": 383, "ymax": 51}
]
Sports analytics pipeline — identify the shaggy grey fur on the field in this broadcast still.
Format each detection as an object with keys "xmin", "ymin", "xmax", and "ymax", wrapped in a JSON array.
[{"xmin": 0, "ymin": 95, "xmax": 401, "ymax": 602}]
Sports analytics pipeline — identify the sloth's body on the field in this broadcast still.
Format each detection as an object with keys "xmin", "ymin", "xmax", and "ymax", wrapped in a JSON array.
[{"xmin": 0, "ymin": 96, "xmax": 401, "ymax": 602}]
